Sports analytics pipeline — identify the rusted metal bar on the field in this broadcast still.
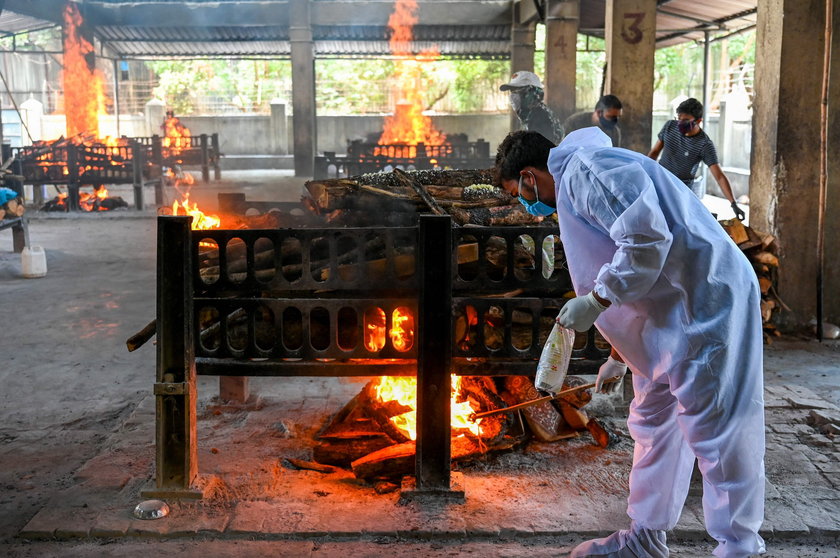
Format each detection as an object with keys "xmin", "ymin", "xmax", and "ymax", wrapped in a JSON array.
[
  {"xmin": 143, "ymin": 215, "xmax": 202, "ymax": 499},
  {"xmin": 416, "ymin": 214, "xmax": 453, "ymax": 491}
]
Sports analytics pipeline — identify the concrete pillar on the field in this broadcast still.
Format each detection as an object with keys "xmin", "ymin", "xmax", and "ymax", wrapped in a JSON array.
[
  {"xmin": 751, "ymin": 0, "xmax": 839, "ymax": 327},
  {"xmin": 144, "ymin": 98, "xmax": 165, "ymax": 137},
  {"xmin": 269, "ymin": 99, "xmax": 288, "ymax": 155},
  {"xmin": 604, "ymin": 0, "xmax": 656, "ymax": 153},
  {"xmin": 510, "ymin": 3, "xmax": 536, "ymax": 130},
  {"xmin": 290, "ymin": 0, "xmax": 316, "ymax": 177},
  {"xmin": 544, "ymin": 0, "xmax": 579, "ymax": 121}
]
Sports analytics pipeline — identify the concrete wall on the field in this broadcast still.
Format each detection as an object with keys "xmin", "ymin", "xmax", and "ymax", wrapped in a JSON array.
[
  {"xmin": 179, "ymin": 115, "xmax": 272, "ymax": 155},
  {"xmin": 25, "ymin": 109, "xmax": 510, "ymax": 157},
  {"xmin": 316, "ymin": 113, "xmax": 510, "ymax": 155}
]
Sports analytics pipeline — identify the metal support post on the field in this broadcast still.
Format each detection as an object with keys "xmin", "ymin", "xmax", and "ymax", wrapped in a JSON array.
[
  {"xmin": 211, "ymin": 133, "xmax": 221, "ymax": 180},
  {"xmin": 408, "ymin": 214, "xmax": 463, "ymax": 500},
  {"xmin": 200, "ymin": 134, "xmax": 210, "ymax": 182},
  {"xmin": 132, "ymin": 140, "xmax": 144, "ymax": 210},
  {"xmin": 142, "ymin": 215, "xmax": 203, "ymax": 499}
]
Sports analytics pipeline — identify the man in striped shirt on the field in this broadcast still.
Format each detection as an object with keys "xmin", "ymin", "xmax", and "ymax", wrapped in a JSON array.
[{"xmin": 648, "ymin": 98, "xmax": 745, "ymax": 220}]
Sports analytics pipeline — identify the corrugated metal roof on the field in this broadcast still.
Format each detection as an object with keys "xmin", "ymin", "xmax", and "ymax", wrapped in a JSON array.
[
  {"xmin": 93, "ymin": 24, "xmax": 510, "ymax": 58},
  {"xmin": 0, "ymin": 1, "xmax": 756, "ymax": 58},
  {"xmin": 0, "ymin": 11, "xmax": 56, "ymax": 37}
]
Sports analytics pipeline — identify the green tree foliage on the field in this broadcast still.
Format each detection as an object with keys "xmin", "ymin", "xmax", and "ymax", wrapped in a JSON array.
[
  {"xmin": 316, "ymin": 59, "xmax": 395, "ymax": 114},
  {"xmin": 653, "ymin": 30, "xmax": 755, "ymax": 110},
  {"xmin": 447, "ymin": 59, "xmax": 509, "ymax": 112},
  {"xmin": 148, "ymin": 59, "xmax": 292, "ymax": 114}
]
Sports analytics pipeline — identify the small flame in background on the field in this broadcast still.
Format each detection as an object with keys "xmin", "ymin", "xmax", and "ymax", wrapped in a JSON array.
[
  {"xmin": 80, "ymin": 186, "xmax": 110, "ymax": 211},
  {"xmin": 160, "ymin": 114, "xmax": 220, "ymax": 230},
  {"xmin": 163, "ymin": 112, "xmax": 192, "ymax": 158},
  {"xmin": 377, "ymin": 0, "xmax": 446, "ymax": 150},
  {"xmin": 62, "ymin": 2, "xmax": 106, "ymax": 138},
  {"xmin": 167, "ymin": 170, "xmax": 221, "ymax": 230},
  {"xmin": 374, "ymin": 375, "xmax": 483, "ymax": 441}
]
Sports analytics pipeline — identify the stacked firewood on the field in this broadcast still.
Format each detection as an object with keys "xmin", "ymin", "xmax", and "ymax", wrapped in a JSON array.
[
  {"xmin": 303, "ymin": 168, "xmax": 542, "ymax": 227},
  {"xmin": 719, "ymin": 218, "xmax": 783, "ymax": 342},
  {"xmin": 0, "ymin": 187, "xmax": 24, "ymax": 220}
]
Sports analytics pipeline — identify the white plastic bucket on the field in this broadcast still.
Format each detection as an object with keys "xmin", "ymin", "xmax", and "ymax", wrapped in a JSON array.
[{"xmin": 21, "ymin": 246, "xmax": 47, "ymax": 278}]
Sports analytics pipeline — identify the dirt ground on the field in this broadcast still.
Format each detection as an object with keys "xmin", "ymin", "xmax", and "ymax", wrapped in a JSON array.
[{"xmin": 0, "ymin": 174, "xmax": 838, "ymax": 557}]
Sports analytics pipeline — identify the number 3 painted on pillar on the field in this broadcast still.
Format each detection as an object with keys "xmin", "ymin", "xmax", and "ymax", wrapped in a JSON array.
[{"xmin": 621, "ymin": 12, "xmax": 645, "ymax": 44}]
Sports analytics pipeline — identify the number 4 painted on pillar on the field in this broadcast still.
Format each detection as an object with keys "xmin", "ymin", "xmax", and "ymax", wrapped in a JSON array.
[{"xmin": 621, "ymin": 12, "xmax": 645, "ymax": 44}]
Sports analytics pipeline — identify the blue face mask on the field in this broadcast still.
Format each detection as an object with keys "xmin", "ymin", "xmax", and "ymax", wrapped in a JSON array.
[{"xmin": 517, "ymin": 173, "xmax": 555, "ymax": 217}]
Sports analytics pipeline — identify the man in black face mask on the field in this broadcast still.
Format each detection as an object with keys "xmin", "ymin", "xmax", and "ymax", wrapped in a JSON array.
[
  {"xmin": 563, "ymin": 94, "xmax": 623, "ymax": 147},
  {"xmin": 500, "ymin": 71, "xmax": 564, "ymax": 145},
  {"xmin": 648, "ymin": 97, "xmax": 745, "ymax": 220}
]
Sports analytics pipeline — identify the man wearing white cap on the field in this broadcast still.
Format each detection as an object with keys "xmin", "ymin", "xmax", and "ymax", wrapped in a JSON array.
[{"xmin": 500, "ymin": 70, "xmax": 564, "ymax": 145}]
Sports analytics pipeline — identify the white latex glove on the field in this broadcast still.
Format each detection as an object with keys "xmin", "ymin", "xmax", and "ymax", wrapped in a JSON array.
[
  {"xmin": 556, "ymin": 291, "xmax": 607, "ymax": 332},
  {"xmin": 596, "ymin": 356, "xmax": 628, "ymax": 394}
]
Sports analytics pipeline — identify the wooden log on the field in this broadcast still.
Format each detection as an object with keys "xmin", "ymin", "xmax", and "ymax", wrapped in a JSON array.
[
  {"xmin": 283, "ymin": 458, "xmax": 340, "ymax": 474},
  {"xmin": 749, "ymin": 251, "xmax": 779, "ymax": 267},
  {"xmin": 4, "ymin": 198, "xmax": 24, "ymax": 217},
  {"xmin": 720, "ymin": 218, "xmax": 749, "ymax": 245},
  {"xmin": 126, "ymin": 319, "xmax": 156, "ymax": 352},
  {"xmin": 351, "ymin": 436, "xmax": 484, "ymax": 482},
  {"xmin": 736, "ymin": 225, "xmax": 764, "ymax": 251},
  {"xmin": 503, "ymin": 376, "xmax": 576, "ymax": 443},
  {"xmin": 313, "ymin": 436, "xmax": 395, "ymax": 468},
  {"xmin": 320, "ymin": 242, "xmax": 479, "ymax": 281},
  {"xmin": 393, "ymin": 168, "xmax": 446, "ymax": 216}
]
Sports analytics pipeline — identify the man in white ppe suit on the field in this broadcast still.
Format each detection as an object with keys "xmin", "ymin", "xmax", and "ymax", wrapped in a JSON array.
[{"xmin": 494, "ymin": 129, "xmax": 766, "ymax": 558}]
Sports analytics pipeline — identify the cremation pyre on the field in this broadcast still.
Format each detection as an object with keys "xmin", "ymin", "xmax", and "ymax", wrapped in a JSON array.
[{"xmin": 147, "ymin": 166, "xmax": 610, "ymax": 498}]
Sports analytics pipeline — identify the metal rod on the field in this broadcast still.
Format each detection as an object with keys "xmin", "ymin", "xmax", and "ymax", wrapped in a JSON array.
[
  {"xmin": 817, "ymin": 0, "xmax": 833, "ymax": 341},
  {"xmin": 703, "ymin": 30, "xmax": 711, "ymax": 116},
  {"xmin": 113, "ymin": 58, "xmax": 121, "ymax": 137},
  {"xmin": 469, "ymin": 378, "xmax": 617, "ymax": 421}
]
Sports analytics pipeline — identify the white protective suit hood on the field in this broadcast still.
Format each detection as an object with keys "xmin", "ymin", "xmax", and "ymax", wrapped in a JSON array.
[{"xmin": 547, "ymin": 127, "xmax": 766, "ymax": 558}]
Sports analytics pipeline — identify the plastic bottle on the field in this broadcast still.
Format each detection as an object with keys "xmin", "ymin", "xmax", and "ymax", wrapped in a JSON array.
[{"xmin": 534, "ymin": 322, "xmax": 575, "ymax": 393}]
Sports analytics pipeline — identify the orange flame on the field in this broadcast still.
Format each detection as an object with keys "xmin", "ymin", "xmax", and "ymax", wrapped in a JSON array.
[
  {"xmin": 373, "ymin": 375, "xmax": 483, "ymax": 441},
  {"xmin": 171, "ymin": 192, "xmax": 221, "ymax": 230},
  {"xmin": 377, "ymin": 0, "xmax": 446, "ymax": 149},
  {"xmin": 79, "ymin": 187, "xmax": 110, "ymax": 212},
  {"xmin": 62, "ymin": 3, "xmax": 106, "ymax": 138},
  {"xmin": 365, "ymin": 307, "xmax": 415, "ymax": 352},
  {"xmin": 163, "ymin": 113, "xmax": 192, "ymax": 158}
]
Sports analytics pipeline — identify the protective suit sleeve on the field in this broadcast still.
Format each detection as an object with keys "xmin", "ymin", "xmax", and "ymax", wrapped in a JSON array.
[{"xmin": 572, "ymin": 161, "xmax": 673, "ymax": 306}]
